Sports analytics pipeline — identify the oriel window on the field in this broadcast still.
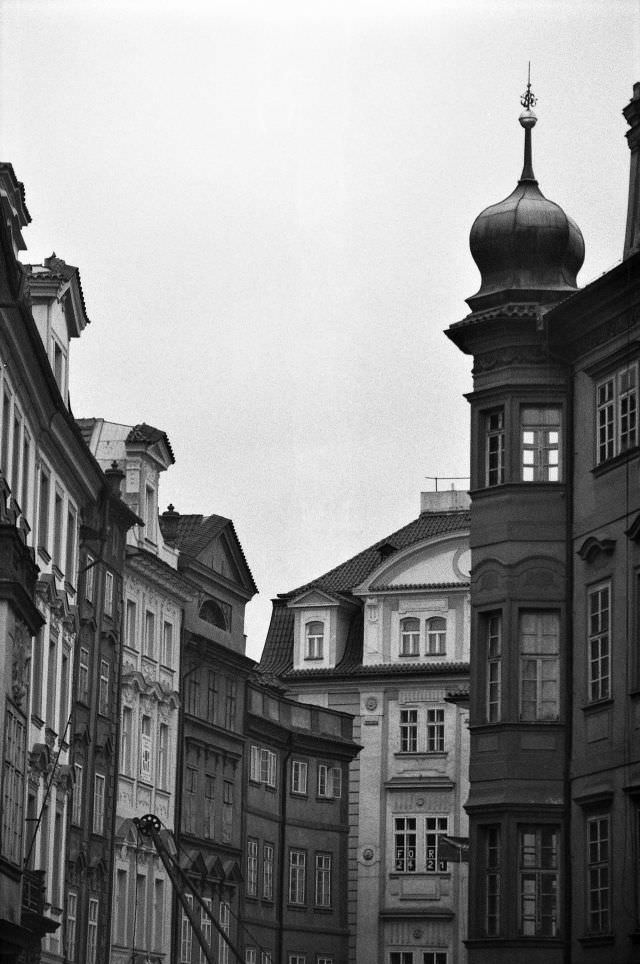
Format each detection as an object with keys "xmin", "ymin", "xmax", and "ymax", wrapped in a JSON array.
[
  {"xmin": 485, "ymin": 409, "xmax": 505, "ymax": 486},
  {"xmin": 521, "ymin": 408, "xmax": 562, "ymax": 482}
]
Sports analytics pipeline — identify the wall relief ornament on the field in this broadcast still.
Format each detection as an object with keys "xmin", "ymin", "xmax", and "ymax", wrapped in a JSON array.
[
  {"xmin": 11, "ymin": 620, "xmax": 31, "ymax": 708},
  {"xmin": 473, "ymin": 344, "xmax": 548, "ymax": 374}
]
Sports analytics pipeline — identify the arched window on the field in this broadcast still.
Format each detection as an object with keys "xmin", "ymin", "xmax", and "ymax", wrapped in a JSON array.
[
  {"xmin": 305, "ymin": 621, "xmax": 324, "ymax": 660},
  {"xmin": 199, "ymin": 599, "xmax": 227, "ymax": 630},
  {"xmin": 400, "ymin": 617, "xmax": 420, "ymax": 656},
  {"xmin": 426, "ymin": 617, "xmax": 446, "ymax": 655}
]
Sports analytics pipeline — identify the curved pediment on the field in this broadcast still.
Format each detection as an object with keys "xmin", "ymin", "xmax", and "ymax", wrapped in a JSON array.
[{"xmin": 353, "ymin": 534, "xmax": 470, "ymax": 595}]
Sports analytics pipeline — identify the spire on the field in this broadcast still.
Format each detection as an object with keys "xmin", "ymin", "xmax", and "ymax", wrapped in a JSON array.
[
  {"xmin": 623, "ymin": 81, "xmax": 640, "ymax": 259},
  {"xmin": 519, "ymin": 64, "xmax": 538, "ymax": 183}
]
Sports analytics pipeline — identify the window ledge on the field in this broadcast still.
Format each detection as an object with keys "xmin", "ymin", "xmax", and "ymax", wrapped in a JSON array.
[
  {"xmin": 581, "ymin": 698, "xmax": 614, "ymax": 713},
  {"xmin": 303, "ymin": 656, "xmax": 324, "ymax": 662},
  {"xmin": 592, "ymin": 446, "xmax": 640, "ymax": 477},
  {"xmin": 578, "ymin": 933, "xmax": 615, "ymax": 947}
]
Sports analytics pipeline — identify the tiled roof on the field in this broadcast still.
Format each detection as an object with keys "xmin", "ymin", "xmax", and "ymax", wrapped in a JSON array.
[
  {"xmin": 258, "ymin": 509, "xmax": 469, "ymax": 676},
  {"xmin": 126, "ymin": 423, "xmax": 175, "ymax": 464},
  {"xmin": 284, "ymin": 660, "xmax": 470, "ymax": 681},
  {"xmin": 159, "ymin": 512, "xmax": 258, "ymax": 595},
  {"xmin": 370, "ymin": 581, "xmax": 469, "ymax": 592},
  {"xmin": 288, "ymin": 510, "xmax": 469, "ymax": 596}
]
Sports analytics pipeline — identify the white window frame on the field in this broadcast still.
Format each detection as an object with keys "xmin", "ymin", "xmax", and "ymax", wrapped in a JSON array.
[
  {"xmin": 288, "ymin": 849, "xmax": 306, "ymax": 904},
  {"xmin": 394, "ymin": 817, "xmax": 417, "ymax": 873},
  {"xmin": 588, "ymin": 584, "xmax": 610, "ymax": 702},
  {"xmin": 218, "ymin": 900, "xmax": 230, "ymax": 964},
  {"xmin": 162, "ymin": 620, "xmax": 173, "ymax": 666},
  {"xmin": 315, "ymin": 852, "xmax": 331, "ymax": 907},
  {"xmin": 72, "ymin": 762, "xmax": 83, "ymax": 825},
  {"xmin": 426, "ymin": 708, "xmax": 445, "ymax": 753},
  {"xmin": 180, "ymin": 894, "xmax": 193, "ymax": 963},
  {"xmin": 587, "ymin": 814, "xmax": 610, "ymax": 934},
  {"xmin": 399, "ymin": 617, "xmax": 420, "ymax": 656},
  {"xmin": 305, "ymin": 621, "xmax": 324, "ymax": 660},
  {"xmin": 400, "ymin": 709, "xmax": 418, "ymax": 753},
  {"xmin": 519, "ymin": 611, "xmax": 560, "ymax": 721},
  {"xmin": 291, "ymin": 760, "xmax": 308, "ymax": 794},
  {"xmin": 85, "ymin": 554, "xmax": 95, "ymax": 602},
  {"xmin": 263, "ymin": 842, "xmax": 274, "ymax": 900},
  {"xmin": 78, "ymin": 647, "xmax": 89, "ymax": 703},
  {"xmin": 93, "ymin": 774, "xmax": 105, "ymax": 835},
  {"xmin": 425, "ymin": 815, "xmax": 448, "ymax": 872},
  {"xmin": 104, "ymin": 570, "xmax": 114, "ymax": 617},
  {"xmin": 66, "ymin": 890, "xmax": 77, "ymax": 961},
  {"xmin": 247, "ymin": 838, "xmax": 259, "ymax": 897},
  {"xmin": 140, "ymin": 715, "xmax": 152, "ymax": 779},
  {"xmin": 87, "ymin": 898, "xmax": 99, "ymax": 964},
  {"xmin": 317, "ymin": 764, "xmax": 341, "ymax": 799},
  {"xmin": 486, "ymin": 613, "xmax": 502, "ymax": 722},
  {"xmin": 1, "ymin": 706, "xmax": 25, "ymax": 864},
  {"xmin": 518, "ymin": 825, "xmax": 560, "ymax": 937},
  {"xmin": 126, "ymin": 598, "xmax": 137, "ymax": 648},
  {"xmin": 426, "ymin": 617, "xmax": 446, "ymax": 655},
  {"xmin": 199, "ymin": 897, "xmax": 212, "ymax": 964},
  {"xmin": 98, "ymin": 659, "xmax": 109, "ymax": 715},
  {"xmin": 596, "ymin": 362, "xmax": 638, "ymax": 463},
  {"xmin": 145, "ymin": 609, "xmax": 155, "ymax": 658}
]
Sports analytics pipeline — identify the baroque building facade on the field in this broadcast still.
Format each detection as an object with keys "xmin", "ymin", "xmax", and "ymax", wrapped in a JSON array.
[
  {"xmin": 78, "ymin": 419, "xmax": 193, "ymax": 964},
  {"xmin": 259, "ymin": 490, "xmax": 471, "ymax": 964},
  {"xmin": 446, "ymin": 81, "xmax": 640, "ymax": 963}
]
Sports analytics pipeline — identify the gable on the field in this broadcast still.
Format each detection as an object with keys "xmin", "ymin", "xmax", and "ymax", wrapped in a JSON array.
[
  {"xmin": 354, "ymin": 535, "xmax": 470, "ymax": 594},
  {"xmin": 288, "ymin": 589, "xmax": 344, "ymax": 609}
]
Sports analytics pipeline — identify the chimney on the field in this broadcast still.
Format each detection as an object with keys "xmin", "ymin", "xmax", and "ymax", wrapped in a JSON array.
[
  {"xmin": 420, "ymin": 489, "xmax": 471, "ymax": 514},
  {"xmin": 161, "ymin": 504, "xmax": 180, "ymax": 544},
  {"xmin": 104, "ymin": 460, "xmax": 125, "ymax": 497},
  {"xmin": 623, "ymin": 81, "xmax": 640, "ymax": 259}
]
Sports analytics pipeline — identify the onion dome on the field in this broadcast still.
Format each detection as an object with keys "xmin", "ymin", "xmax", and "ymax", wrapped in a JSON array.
[{"xmin": 467, "ymin": 80, "xmax": 584, "ymax": 312}]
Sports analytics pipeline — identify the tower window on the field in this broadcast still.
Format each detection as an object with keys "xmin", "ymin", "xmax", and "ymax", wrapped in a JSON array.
[
  {"xmin": 485, "ymin": 409, "xmax": 505, "ymax": 486},
  {"xmin": 521, "ymin": 408, "xmax": 561, "ymax": 481}
]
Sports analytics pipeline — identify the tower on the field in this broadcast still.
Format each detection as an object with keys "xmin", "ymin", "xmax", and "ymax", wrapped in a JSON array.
[{"xmin": 446, "ymin": 79, "xmax": 583, "ymax": 963}]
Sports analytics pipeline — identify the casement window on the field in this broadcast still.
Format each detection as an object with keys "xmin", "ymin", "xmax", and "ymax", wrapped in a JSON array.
[
  {"xmin": 291, "ymin": 760, "xmax": 308, "ymax": 794},
  {"xmin": 121, "ymin": 707, "xmax": 132, "ymax": 776},
  {"xmin": 145, "ymin": 484, "xmax": 156, "ymax": 542},
  {"xmin": 1, "ymin": 706, "xmax": 26, "ymax": 863},
  {"xmin": 85, "ymin": 555, "xmax": 95, "ymax": 602},
  {"xmin": 72, "ymin": 763, "xmax": 83, "ymax": 825},
  {"xmin": 518, "ymin": 826, "xmax": 560, "ymax": 937},
  {"xmin": 154, "ymin": 878, "xmax": 165, "ymax": 951},
  {"xmin": 597, "ymin": 362, "xmax": 638, "ymax": 463},
  {"xmin": 317, "ymin": 764, "xmax": 341, "ymax": 799},
  {"xmin": 485, "ymin": 408, "xmax": 504, "ymax": 486},
  {"xmin": 207, "ymin": 671, "xmax": 218, "ymax": 723},
  {"xmin": 485, "ymin": 826, "xmax": 501, "ymax": 936},
  {"xmin": 86, "ymin": 898, "xmax": 99, "ymax": 964},
  {"xmin": 93, "ymin": 774, "xmax": 105, "ymax": 834},
  {"xmin": 400, "ymin": 709, "xmax": 418, "ymax": 753},
  {"xmin": 59, "ymin": 650, "xmax": 70, "ymax": 739},
  {"xmin": 65, "ymin": 507, "xmax": 76, "ymax": 582},
  {"xmin": 115, "ymin": 869, "xmax": 128, "ymax": 945},
  {"xmin": 247, "ymin": 838, "xmax": 259, "ymax": 896},
  {"xmin": 315, "ymin": 853, "xmax": 332, "ymax": 907},
  {"xmin": 218, "ymin": 901, "xmax": 230, "ymax": 964},
  {"xmin": 400, "ymin": 617, "xmax": 420, "ymax": 656},
  {"xmin": 250, "ymin": 746, "xmax": 277, "ymax": 787},
  {"xmin": 426, "ymin": 816, "xmax": 448, "ymax": 872},
  {"xmin": 46, "ymin": 636, "xmax": 57, "ymax": 724},
  {"xmin": 66, "ymin": 891, "xmax": 78, "ymax": 961},
  {"xmin": 38, "ymin": 466, "xmax": 50, "ymax": 551},
  {"xmin": 126, "ymin": 600, "xmax": 136, "ymax": 648},
  {"xmin": 423, "ymin": 955, "xmax": 447, "ymax": 964},
  {"xmin": 144, "ymin": 610, "xmax": 155, "ymax": 657},
  {"xmin": 204, "ymin": 776, "xmax": 215, "ymax": 839},
  {"xmin": 426, "ymin": 617, "xmax": 446, "ymax": 655},
  {"xmin": 521, "ymin": 408, "xmax": 562, "ymax": 481},
  {"xmin": 588, "ymin": 585, "xmax": 610, "ymax": 702},
  {"xmin": 186, "ymin": 675, "xmax": 200, "ymax": 717},
  {"xmin": 426, "ymin": 709, "xmax": 445, "ymax": 753},
  {"xmin": 200, "ymin": 897, "xmax": 212, "ymax": 964},
  {"xmin": 519, "ymin": 612, "xmax": 560, "ymax": 721},
  {"xmin": 224, "ymin": 780, "xmax": 233, "ymax": 805},
  {"xmin": 78, "ymin": 647, "xmax": 90, "ymax": 703},
  {"xmin": 162, "ymin": 621, "xmax": 173, "ymax": 666},
  {"xmin": 390, "ymin": 955, "xmax": 413, "ymax": 964},
  {"xmin": 486, "ymin": 614, "xmax": 502, "ymax": 722},
  {"xmin": 305, "ymin": 621, "xmax": 324, "ymax": 660},
  {"xmin": 263, "ymin": 842, "xmax": 274, "ymax": 900},
  {"xmin": 225, "ymin": 677, "xmax": 237, "ymax": 729},
  {"xmin": 587, "ymin": 815, "xmax": 610, "ymax": 934},
  {"xmin": 288, "ymin": 957, "xmax": 306, "ymax": 964},
  {"xmin": 184, "ymin": 766, "xmax": 198, "ymax": 834},
  {"xmin": 10, "ymin": 412, "xmax": 20, "ymax": 496},
  {"xmin": 140, "ymin": 716, "xmax": 152, "ymax": 779},
  {"xmin": 98, "ymin": 659, "xmax": 110, "ymax": 715},
  {"xmin": 104, "ymin": 570, "xmax": 114, "ymax": 617},
  {"xmin": 288, "ymin": 849, "xmax": 306, "ymax": 904},
  {"xmin": 157, "ymin": 724, "xmax": 169, "ymax": 790},
  {"xmin": 21, "ymin": 431, "xmax": 30, "ymax": 517},
  {"xmin": 394, "ymin": 817, "xmax": 417, "ymax": 872},
  {"xmin": 245, "ymin": 950, "xmax": 257, "ymax": 964},
  {"xmin": 317, "ymin": 959, "xmax": 334, "ymax": 964},
  {"xmin": 180, "ymin": 894, "xmax": 193, "ymax": 963},
  {"xmin": 53, "ymin": 490, "xmax": 64, "ymax": 568}
]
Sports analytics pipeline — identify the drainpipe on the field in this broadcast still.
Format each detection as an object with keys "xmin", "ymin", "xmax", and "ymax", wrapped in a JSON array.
[{"xmin": 276, "ymin": 734, "xmax": 293, "ymax": 964}]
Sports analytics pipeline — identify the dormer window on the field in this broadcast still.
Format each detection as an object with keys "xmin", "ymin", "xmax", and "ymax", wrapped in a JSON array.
[
  {"xmin": 199, "ymin": 599, "xmax": 229, "ymax": 631},
  {"xmin": 305, "ymin": 621, "xmax": 324, "ymax": 660},
  {"xmin": 400, "ymin": 618, "xmax": 420, "ymax": 656},
  {"xmin": 426, "ymin": 617, "xmax": 446, "ymax": 655},
  {"xmin": 521, "ymin": 408, "xmax": 561, "ymax": 482}
]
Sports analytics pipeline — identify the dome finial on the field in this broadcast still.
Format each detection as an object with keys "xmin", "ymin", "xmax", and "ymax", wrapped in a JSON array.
[{"xmin": 518, "ymin": 63, "xmax": 538, "ymax": 182}]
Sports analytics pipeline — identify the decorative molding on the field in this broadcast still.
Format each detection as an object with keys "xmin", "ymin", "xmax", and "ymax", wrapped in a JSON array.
[
  {"xmin": 577, "ymin": 536, "xmax": 616, "ymax": 563},
  {"xmin": 473, "ymin": 344, "xmax": 548, "ymax": 374}
]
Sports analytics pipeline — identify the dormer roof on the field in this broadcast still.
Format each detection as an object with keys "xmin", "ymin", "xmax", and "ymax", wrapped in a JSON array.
[{"xmin": 25, "ymin": 253, "xmax": 90, "ymax": 336}]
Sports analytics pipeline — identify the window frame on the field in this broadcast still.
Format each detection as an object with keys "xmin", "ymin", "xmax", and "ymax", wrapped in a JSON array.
[
  {"xmin": 588, "ymin": 583, "xmax": 611, "ymax": 703},
  {"xmin": 263, "ymin": 842, "xmax": 274, "ymax": 901},
  {"xmin": 314, "ymin": 852, "xmax": 332, "ymax": 908},
  {"xmin": 425, "ymin": 815, "xmax": 448, "ymax": 872},
  {"xmin": 305, "ymin": 620, "xmax": 324, "ymax": 660},
  {"xmin": 399, "ymin": 617, "xmax": 420, "ymax": 657},
  {"xmin": 486, "ymin": 613, "xmax": 502, "ymax": 723},
  {"xmin": 291, "ymin": 759, "xmax": 308, "ymax": 795},
  {"xmin": 426, "ymin": 708, "xmax": 445, "ymax": 753},
  {"xmin": 399, "ymin": 709, "xmax": 418, "ymax": 753},
  {"xmin": 394, "ymin": 816, "xmax": 417, "ymax": 873},
  {"xmin": 247, "ymin": 838, "xmax": 259, "ymax": 897},
  {"xmin": 425, "ymin": 617, "xmax": 446, "ymax": 656},
  {"xmin": 104, "ymin": 570, "xmax": 114, "ymax": 617},
  {"xmin": 520, "ymin": 406, "xmax": 562, "ymax": 482},
  {"xmin": 288, "ymin": 849, "xmax": 307, "ymax": 905},
  {"xmin": 93, "ymin": 773, "xmax": 105, "ymax": 835},
  {"xmin": 519, "ymin": 610, "xmax": 560, "ymax": 722},
  {"xmin": 596, "ymin": 361, "xmax": 638, "ymax": 464},
  {"xmin": 586, "ymin": 814, "xmax": 610, "ymax": 935},
  {"xmin": 317, "ymin": 763, "xmax": 341, "ymax": 799},
  {"xmin": 518, "ymin": 825, "xmax": 560, "ymax": 937}
]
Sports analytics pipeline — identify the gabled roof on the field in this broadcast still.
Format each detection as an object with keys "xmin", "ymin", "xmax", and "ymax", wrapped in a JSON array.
[
  {"xmin": 126, "ymin": 422, "xmax": 175, "ymax": 464},
  {"xmin": 159, "ymin": 512, "xmax": 258, "ymax": 596},
  {"xmin": 259, "ymin": 509, "xmax": 469, "ymax": 676},
  {"xmin": 288, "ymin": 510, "xmax": 469, "ymax": 596}
]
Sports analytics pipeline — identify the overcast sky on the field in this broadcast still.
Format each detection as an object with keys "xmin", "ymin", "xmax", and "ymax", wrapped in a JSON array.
[{"xmin": 0, "ymin": 0, "xmax": 637, "ymax": 659}]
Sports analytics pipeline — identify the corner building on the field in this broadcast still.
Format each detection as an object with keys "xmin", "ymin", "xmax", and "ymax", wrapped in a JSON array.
[{"xmin": 446, "ymin": 91, "xmax": 584, "ymax": 962}]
